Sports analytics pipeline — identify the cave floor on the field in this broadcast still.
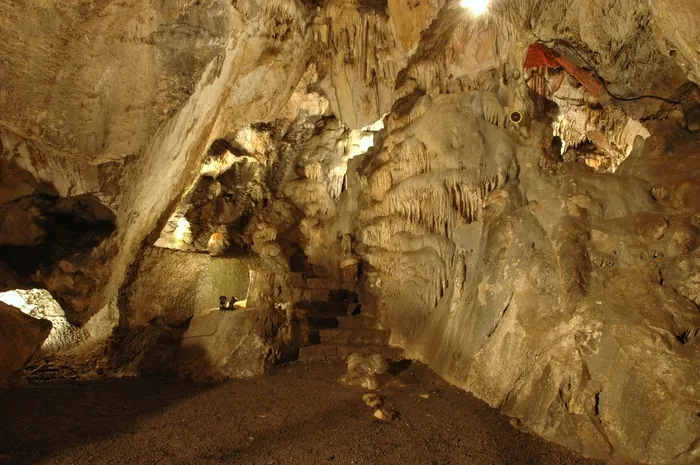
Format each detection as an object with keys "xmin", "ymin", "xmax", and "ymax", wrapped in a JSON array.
[{"xmin": 0, "ymin": 361, "xmax": 607, "ymax": 465}]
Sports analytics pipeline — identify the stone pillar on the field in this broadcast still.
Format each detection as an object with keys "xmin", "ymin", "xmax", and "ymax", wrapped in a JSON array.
[{"xmin": 246, "ymin": 268, "xmax": 276, "ymax": 309}]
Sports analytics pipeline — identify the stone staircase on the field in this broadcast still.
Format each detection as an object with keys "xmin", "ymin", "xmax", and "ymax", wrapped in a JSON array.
[{"xmin": 287, "ymin": 273, "xmax": 402, "ymax": 363}]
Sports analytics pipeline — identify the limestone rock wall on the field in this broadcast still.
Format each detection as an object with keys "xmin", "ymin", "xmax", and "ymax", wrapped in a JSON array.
[
  {"xmin": 4, "ymin": 0, "xmax": 689, "ymax": 323},
  {"xmin": 0, "ymin": 0, "xmax": 313, "ymax": 324},
  {"xmin": 119, "ymin": 247, "xmax": 259, "ymax": 328},
  {"xmin": 346, "ymin": 92, "xmax": 700, "ymax": 464}
]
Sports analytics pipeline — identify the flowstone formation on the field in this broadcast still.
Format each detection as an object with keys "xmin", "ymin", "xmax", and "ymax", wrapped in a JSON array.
[
  {"xmin": 2, "ymin": 1, "xmax": 700, "ymax": 464},
  {"xmin": 351, "ymin": 93, "xmax": 700, "ymax": 464}
]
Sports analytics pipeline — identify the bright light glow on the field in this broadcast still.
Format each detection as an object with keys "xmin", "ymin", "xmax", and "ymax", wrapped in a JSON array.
[
  {"xmin": 346, "ymin": 117, "xmax": 385, "ymax": 160},
  {"xmin": 201, "ymin": 151, "xmax": 236, "ymax": 176},
  {"xmin": 358, "ymin": 134, "xmax": 375, "ymax": 153},
  {"xmin": 174, "ymin": 217, "xmax": 192, "ymax": 243},
  {"xmin": 0, "ymin": 290, "xmax": 32, "ymax": 314},
  {"xmin": 361, "ymin": 119, "xmax": 385, "ymax": 132},
  {"xmin": 0, "ymin": 289, "xmax": 84, "ymax": 353},
  {"xmin": 460, "ymin": 0, "xmax": 489, "ymax": 15}
]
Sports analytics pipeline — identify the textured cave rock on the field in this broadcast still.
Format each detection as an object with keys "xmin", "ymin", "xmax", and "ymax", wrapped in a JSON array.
[
  {"xmin": 0, "ymin": 302, "xmax": 52, "ymax": 386},
  {"xmin": 1, "ymin": 0, "xmax": 314, "ymax": 324},
  {"xmin": 103, "ymin": 324, "xmax": 182, "ymax": 377},
  {"xmin": 0, "ymin": 289, "xmax": 86, "ymax": 355},
  {"xmin": 0, "ymin": 158, "xmax": 118, "ymax": 324},
  {"xmin": 119, "ymin": 246, "xmax": 259, "ymax": 328},
  {"xmin": 346, "ymin": 92, "xmax": 700, "ymax": 464},
  {"xmin": 4, "ymin": 0, "xmax": 692, "ymax": 322},
  {"xmin": 178, "ymin": 303, "xmax": 310, "ymax": 380},
  {"xmin": 3, "ymin": 0, "xmax": 700, "ymax": 464}
]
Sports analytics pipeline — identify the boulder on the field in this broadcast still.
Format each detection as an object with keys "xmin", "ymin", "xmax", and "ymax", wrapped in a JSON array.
[
  {"xmin": 103, "ymin": 325, "xmax": 181, "ymax": 377},
  {"xmin": 177, "ymin": 304, "xmax": 309, "ymax": 380},
  {"xmin": 0, "ymin": 302, "xmax": 52, "ymax": 385}
]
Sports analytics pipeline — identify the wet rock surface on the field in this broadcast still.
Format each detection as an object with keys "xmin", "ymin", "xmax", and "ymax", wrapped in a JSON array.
[{"xmin": 0, "ymin": 361, "xmax": 608, "ymax": 465}]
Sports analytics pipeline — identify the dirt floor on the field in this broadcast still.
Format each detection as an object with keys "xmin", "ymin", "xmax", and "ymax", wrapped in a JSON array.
[{"xmin": 0, "ymin": 361, "xmax": 606, "ymax": 465}]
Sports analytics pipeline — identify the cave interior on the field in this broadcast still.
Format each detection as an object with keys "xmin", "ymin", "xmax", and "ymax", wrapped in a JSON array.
[{"xmin": 1, "ymin": 0, "xmax": 700, "ymax": 464}]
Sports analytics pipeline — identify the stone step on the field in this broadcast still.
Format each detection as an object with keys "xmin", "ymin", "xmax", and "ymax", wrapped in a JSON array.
[
  {"xmin": 336, "ymin": 315, "xmax": 376, "ymax": 329},
  {"xmin": 302, "ymin": 289, "xmax": 331, "ymax": 301},
  {"xmin": 306, "ymin": 278, "xmax": 335, "ymax": 290},
  {"xmin": 307, "ymin": 315, "xmax": 339, "ymax": 329},
  {"xmin": 298, "ymin": 301, "xmax": 359, "ymax": 317},
  {"xmin": 328, "ymin": 289, "xmax": 358, "ymax": 302},
  {"xmin": 318, "ymin": 328, "xmax": 390, "ymax": 346},
  {"xmin": 288, "ymin": 286, "xmax": 359, "ymax": 304},
  {"xmin": 299, "ymin": 344, "xmax": 403, "ymax": 363}
]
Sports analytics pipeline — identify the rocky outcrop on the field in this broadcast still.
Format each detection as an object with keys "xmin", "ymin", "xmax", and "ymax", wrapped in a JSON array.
[
  {"xmin": 0, "ymin": 302, "xmax": 52, "ymax": 385},
  {"xmin": 178, "ymin": 304, "xmax": 309, "ymax": 380},
  {"xmin": 103, "ymin": 324, "xmax": 182, "ymax": 377},
  {"xmin": 0, "ymin": 289, "xmax": 85, "ymax": 355},
  {"xmin": 649, "ymin": 0, "xmax": 700, "ymax": 85}
]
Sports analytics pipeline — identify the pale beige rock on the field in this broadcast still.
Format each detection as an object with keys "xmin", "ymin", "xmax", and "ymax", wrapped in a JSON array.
[
  {"xmin": 348, "ymin": 95, "xmax": 700, "ymax": 465},
  {"xmin": 373, "ymin": 408, "xmax": 398, "ymax": 421},
  {"xmin": 388, "ymin": 0, "xmax": 443, "ymax": 53},
  {"xmin": 363, "ymin": 393, "xmax": 383, "ymax": 408},
  {"xmin": 0, "ymin": 302, "xmax": 52, "ymax": 385},
  {"xmin": 316, "ymin": 1, "xmax": 406, "ymax": 129}
]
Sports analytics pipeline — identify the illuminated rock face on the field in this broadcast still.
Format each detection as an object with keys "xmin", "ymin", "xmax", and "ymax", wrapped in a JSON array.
[
  {"xmin": 0, "ymin": 302, "xmax": 52, "ymax": 386},
  {"xmin": 350, "ymin": 99, "xmax": 700, "ymax": 465},
  {"xmin": 119, "ymin": 247, "xmax": 258, "ymax": 328},
  {"xmin": 2, "ymin": 1, "xmax": 700, "ymax": 463},
  {"xmin": 0, "ymin": 0, "xmax": 313, "ymax": 324},
  {"xmin": 0, "ymin": 289, "xmax": 85, "ymax": 354}
]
